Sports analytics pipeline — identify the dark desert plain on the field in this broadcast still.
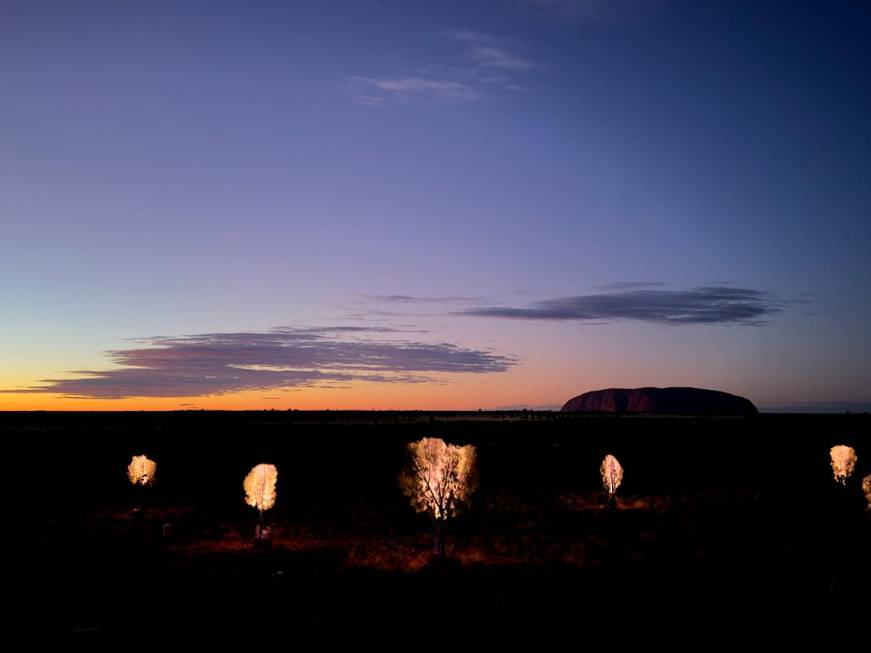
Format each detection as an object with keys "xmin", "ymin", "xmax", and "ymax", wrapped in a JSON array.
[{"xmin": 4, "ymin": 409, "xmax": 869, "ymax": 636}]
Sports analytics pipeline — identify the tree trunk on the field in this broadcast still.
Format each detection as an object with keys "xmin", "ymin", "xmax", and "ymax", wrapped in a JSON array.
[
  {"xmin": 433, "ymin": 520, "xmax": 446, "ymax": 561},
  {"xmin": 255, "ymin": 509, "xmax": 266, "ymax": 543}
]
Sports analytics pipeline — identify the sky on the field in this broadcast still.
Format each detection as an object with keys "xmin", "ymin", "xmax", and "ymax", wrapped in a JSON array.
[{"xmin": 1, "ymin": 0, "xmax": 870, "ymax": 412}]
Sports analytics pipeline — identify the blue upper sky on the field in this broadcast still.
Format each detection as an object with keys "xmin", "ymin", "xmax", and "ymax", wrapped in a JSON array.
[{"xmin": 2, "ymin": 0, "xmax": 869, "ymax": 411}]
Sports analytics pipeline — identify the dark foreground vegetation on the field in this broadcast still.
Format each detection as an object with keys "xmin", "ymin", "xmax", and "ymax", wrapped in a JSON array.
[{"xmin": 3, "ymin": 410, "xmax": 869, "ymax": 637}]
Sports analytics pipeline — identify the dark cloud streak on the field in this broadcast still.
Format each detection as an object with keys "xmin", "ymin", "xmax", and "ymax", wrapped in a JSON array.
[
  {"xmin": 5, "ymin": 326, "xmax": 515, "ymax": 399},
  {"xmin": 458, "ymin": 287, "xmax": 781, "ymax": 325}
]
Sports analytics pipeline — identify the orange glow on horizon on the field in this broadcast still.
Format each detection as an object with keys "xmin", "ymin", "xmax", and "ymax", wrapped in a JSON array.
[{"xmin": 0, "ymin": 365, "xmax": 569, "ymax": 411}]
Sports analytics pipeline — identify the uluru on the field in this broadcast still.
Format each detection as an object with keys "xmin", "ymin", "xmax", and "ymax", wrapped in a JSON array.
[{"xmin": 561, "ymin": 387, "xmax": 758, "ymax": 416}]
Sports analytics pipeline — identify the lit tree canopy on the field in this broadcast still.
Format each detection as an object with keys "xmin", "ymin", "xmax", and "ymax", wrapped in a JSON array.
[
  {"xmin": 244, "ymin": 463, "xmax": 278, "ymax": 515},
  {"xmin": 862, "ymin": 475, "xmax": 871, "ymax": 507},
  {"xmin": 127, "ymin": 455, "xmax": 157, "ymax": 487},
  {"xmin": 830, "ymin": 445, "xmax": 857, "ymax": 485},
  {"xmin": 600, "ymin": 454, "xmax": 623, "ymax": 498},
  {"xmin": 399, "ymin": 437, "xmax": 477, "ymax": 522}
]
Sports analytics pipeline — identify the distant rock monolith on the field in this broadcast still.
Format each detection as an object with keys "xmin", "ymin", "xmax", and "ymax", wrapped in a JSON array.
[{"xmin": 561, "ymin": 387, "xmax": 757, "ymax": 416}]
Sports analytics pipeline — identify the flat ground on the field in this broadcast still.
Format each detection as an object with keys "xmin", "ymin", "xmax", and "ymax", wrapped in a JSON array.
[{"xmin": 3, "ymin": 411, "xmax": 869, "ymax": 636}]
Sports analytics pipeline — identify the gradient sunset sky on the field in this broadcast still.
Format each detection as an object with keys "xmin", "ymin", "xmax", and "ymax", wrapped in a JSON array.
[{"xmin": 2, "ymin": 0, "xmax": 870, "ymax": 411}]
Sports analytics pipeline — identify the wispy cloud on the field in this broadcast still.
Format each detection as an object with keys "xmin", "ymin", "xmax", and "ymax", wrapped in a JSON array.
[
  {"xmin": 522, "ymin": 0, "xmax": 658, "ymax": 22},
  {"xmin": 440, "ymin": 29, "xmax": 537, "ymax": 72},
  {"xmin": 338, "ymin": 294, "xmax": 493, "ymax": 322},
  {"xmin": 458, "ymin": 287, "xmax": 782, "ymax": 326},
  {"xmin": 524, "ymin": 0, "xmax": 609, "ymax": 18},
  {"xmin": 594, "ymin": 281, "xmax": 667, "ymax": 291},
  {"xmin": 359, "ymin": 294, "xmax": 487, "ymax": 305},
  {"xmin": 3, "ymin": 326, "xmax": 515, "ymax": 399},
  {"xmin": 353, "ymin": 93, "xmax": 385, "ymax": 107},
  {"xmin": 351, "ymin": 76, "xmax": 478, "ymax": 104},
  {"xmin": 351, "ymin": 31, "xmax": 536, "ymax": 106},
  {"xmin": 437, "ymin": 29, "xmax": 494, "ymax": 44},
  {"xmin": 470, "ymin": 46, "xmax": 537, "ymax": 71}
]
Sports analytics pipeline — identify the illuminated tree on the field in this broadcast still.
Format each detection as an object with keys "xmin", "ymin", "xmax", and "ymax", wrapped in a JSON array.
[
  {"xmin": 600, "ymin": 454, "xmax": 623, "ymax": 504},
  {"xmin": 126, "ymin": 454, "xmax": 156, "ymax": 514},
  {"xmin": 862, "ymin": 475, "xmax": 871, "ymax": 509},
  {"xmin": 399, "ymin": 437, "xmax": 477, "ymax": 559},
  {"xmin": 127, "ymin": 455, "xmax": 157, "ymax": 487},
  {"xmin": 830, "ymin": 445, "xmax": 857, "ymax": 486},
  {"xmin": 244, "ymin": 463, "xmax": 278, "ymax": 523}
]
